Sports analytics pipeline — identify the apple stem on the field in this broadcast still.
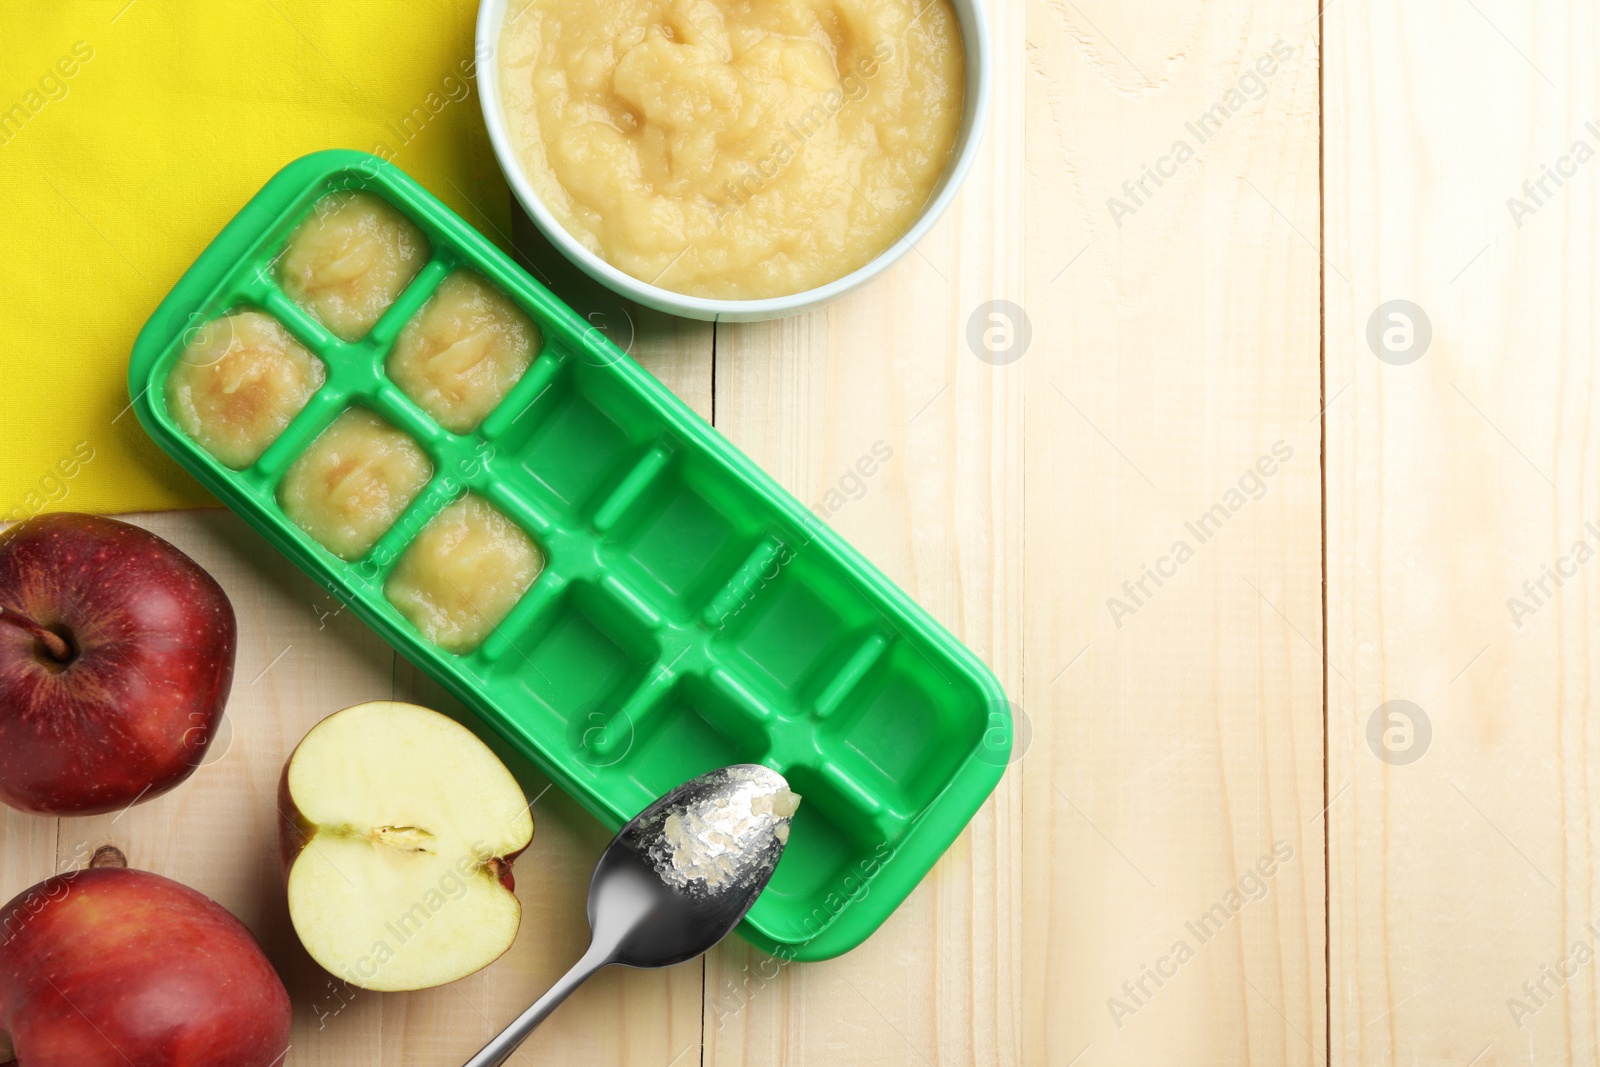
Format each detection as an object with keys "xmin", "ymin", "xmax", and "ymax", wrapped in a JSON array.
[
  {"xmin": 89, "ymin": 845, "xmax": 127, "ymax": 870},
  {"xmin": 0, "ymin": 605, "xmax": 71, "ymax": 662}
]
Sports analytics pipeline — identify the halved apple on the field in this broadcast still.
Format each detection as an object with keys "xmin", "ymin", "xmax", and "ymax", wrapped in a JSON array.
[{"xmin": 278, "ymin": 701, "xmax": 533, "ymax": 991}]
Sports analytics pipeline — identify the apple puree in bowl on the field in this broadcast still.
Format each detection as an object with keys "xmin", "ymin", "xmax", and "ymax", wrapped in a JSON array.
[
  {"xmin": 497, "ymin": 0, "xmax": 965, "ymax": 299},
  {"xmin": 279, "ymin": 409, "xmax": 433, "ymax": 561},
  {"xmin": 387, "ymin": 269, "xmax": 540, "ymax": 434},
  {"xmin": 384, "ymin": 494, "xmax": 543, "ymax": 653},
  {"xmin": 165, "ymin": 311, "xmax": 325, "ymax": 469},
  {"xmin": 278, "ymin": 190, "xmax": 430, "ymax": 341}
]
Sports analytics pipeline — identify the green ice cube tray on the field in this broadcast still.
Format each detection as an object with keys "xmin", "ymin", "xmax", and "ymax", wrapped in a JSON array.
[{"xmin": 128, "ymin": 150, "xmax": 1011, "ymax": 961}]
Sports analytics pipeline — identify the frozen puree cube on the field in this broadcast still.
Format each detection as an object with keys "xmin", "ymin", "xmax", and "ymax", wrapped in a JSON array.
[
  {"xmin": 165, "ymin": 311, "xmax": 325, "ymax": 469},
  {"xmin": 384, "ymin": 494, "xmax": 543, "ymax": 654},
  {"xmin": 279, "ymin": 408, "xmax": 434, "ymax": 561},
  {"xmin": 386, "ymin": 270, "xmax": 539, "ymax": 434},
  {"xmin": 278, "ymin": 190, "xmax": 430, "ymax": 342}
]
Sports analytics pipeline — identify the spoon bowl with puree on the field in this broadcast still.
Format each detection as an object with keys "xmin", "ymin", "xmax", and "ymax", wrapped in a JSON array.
[{"xmin": 463, "ymin": 764, "xmax": 801, "ymax": 1067}]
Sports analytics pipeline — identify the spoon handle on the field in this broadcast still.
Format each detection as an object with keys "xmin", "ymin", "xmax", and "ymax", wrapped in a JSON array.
[{"xmin": 462, "ymin": 940, "xmax": 615, "ymax": 1066}]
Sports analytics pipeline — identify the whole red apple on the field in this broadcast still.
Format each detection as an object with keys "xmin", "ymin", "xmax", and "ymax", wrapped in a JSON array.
[
  {"xmin": 0, "ymin": 859, "xmax": 291, "ymax": 1066},
  {"xmin": 0, "ymin": 513, "xmax": 236, "ymax": 815}
]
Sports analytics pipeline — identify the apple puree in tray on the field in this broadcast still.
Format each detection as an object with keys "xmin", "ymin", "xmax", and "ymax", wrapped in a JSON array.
[
  {"xmin": 387, "ymin": 269, "xmax": 539, "ymax": 434},
  {"xmin": 277, "ymin": 190, "xmax": 430, "ymax": 341},
  {"xmin": 165, "ymin": 188, "xmax": 550, "ymax": 654},
  {"xmin": 384, "ymin": 494, "xmax": 544, "ymax": 654},
  {"xmin": 279, "ymin": 408, "xmax": 433, "ymax": 561},
  {"xmin": 165, "ymin": 311, "xmax": 325, "ymax": 470}
]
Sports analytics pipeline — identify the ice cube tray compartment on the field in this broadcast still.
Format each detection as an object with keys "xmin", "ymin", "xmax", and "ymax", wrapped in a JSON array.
[{"xmin": 129, "ymin": 151, "xmax": 1010, "ymax": 961}]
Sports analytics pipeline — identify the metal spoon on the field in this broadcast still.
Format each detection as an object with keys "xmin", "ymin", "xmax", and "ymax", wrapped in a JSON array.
[{"xmin": 463, "ymin": 764, "xmax": 799, "ymax": 1067}]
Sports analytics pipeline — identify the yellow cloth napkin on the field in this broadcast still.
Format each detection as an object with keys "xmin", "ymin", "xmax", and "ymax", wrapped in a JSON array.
[{"xmin": 0, "ymin": 0, "xmax": 511, "ymax": 519}]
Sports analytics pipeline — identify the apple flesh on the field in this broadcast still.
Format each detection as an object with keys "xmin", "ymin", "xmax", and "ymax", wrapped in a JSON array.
[
  {"xmin": 0, "ymin": 513, "xmax": 236, "ymax": 815},
  {"xmin": 0, "ymin": 859, "xmax": 291, "ymax": 1066},
  {"xmin": 279, "ymin": 701, "xmax": 534, "ymax": 991}
]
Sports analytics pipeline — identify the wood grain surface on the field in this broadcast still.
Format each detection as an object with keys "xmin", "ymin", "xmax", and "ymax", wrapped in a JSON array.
[
  {"xmin": 1325, "ymin": 3, "xmax": 1600, "ymax": 1066},
  {"xmin": 5, "ymin": 0, "xmax": 1595, "ymax": 1064},
  {"xmin": 1023, "ymin": 1, "xmax": 1325, "ymax": 1064}
]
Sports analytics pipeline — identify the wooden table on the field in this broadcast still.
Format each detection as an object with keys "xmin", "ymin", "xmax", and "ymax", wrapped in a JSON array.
[{"xmin": 4, "ymin": 1, "xmax": 1595, "ymax": 1063}]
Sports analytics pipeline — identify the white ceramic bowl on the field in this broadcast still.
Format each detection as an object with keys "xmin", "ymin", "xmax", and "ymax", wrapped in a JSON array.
[{"xmin": 475, "ymin": 0, "xmax": 990, "ymax": 322}]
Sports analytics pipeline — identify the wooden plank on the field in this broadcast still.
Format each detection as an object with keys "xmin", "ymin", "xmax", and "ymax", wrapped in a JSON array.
[
  {"xmin": 0, "ymin": 809, "xmax": 57, "ymax": 960},
  {"xmin": 1021, "ymin": 2, "xmax": 1325, "ymax": 1064},
  {"xmin": 702, "ymin": 0, "xmax": 1026, "ymax": 1063},
  {"xmin": 1325, "ymin": 3, "xmax": 1599, "ymax": 1063}
]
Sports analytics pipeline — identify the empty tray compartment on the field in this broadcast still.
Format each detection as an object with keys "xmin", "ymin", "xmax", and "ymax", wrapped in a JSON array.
[
  {"xmin": 488, "ymin": 580, "xmax": 658, "ymax": 733},
  {"xmin": 710, "ymin": 547, "xmax": 884, "ymax": 714},
  {"xmin": 820, "ymin": 638, "xmax": 988, "ymax": 813},
  {"xmin": 599, "ymin": 447, "xmax": 767, "ymax": 619},
  {"xmin": 495, "ymin": 356, "xmax": 662, "ymax": 526},
  {"xmin": 616, "ymin": 673, "xmax": 772, "ymax": 798}
]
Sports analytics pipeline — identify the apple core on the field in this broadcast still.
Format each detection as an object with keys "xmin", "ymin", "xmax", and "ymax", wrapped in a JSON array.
[{"xmin": 280, "ymin": 701, "xmax": 534, "ymax": 992}]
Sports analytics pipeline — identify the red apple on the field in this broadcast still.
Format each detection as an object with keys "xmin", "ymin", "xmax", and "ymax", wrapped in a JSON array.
[
  {"xmin": 0, "ymin": 513, "xmax": 236, "ymax": 815},
  {"xmin": 0, "ymin": 855, "xmax": 291, "ymax": 1066}
]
